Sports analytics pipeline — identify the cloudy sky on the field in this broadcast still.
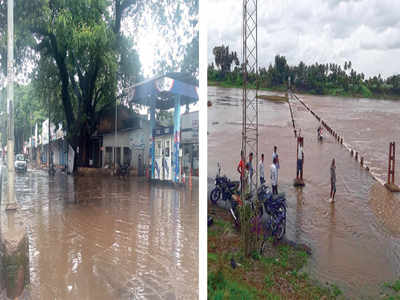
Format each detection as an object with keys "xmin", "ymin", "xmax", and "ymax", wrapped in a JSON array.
[{"xmin": 208, "ymin": 0, "xmax": 400, "ymax": 78}]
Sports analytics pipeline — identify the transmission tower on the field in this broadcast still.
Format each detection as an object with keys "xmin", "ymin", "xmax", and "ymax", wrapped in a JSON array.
[{"xmin": 242, "ymin": 0, "xmax": 258, "ymax": 194}]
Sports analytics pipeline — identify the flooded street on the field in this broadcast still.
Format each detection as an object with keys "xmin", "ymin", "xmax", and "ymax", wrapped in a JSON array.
[
  {"xmin": 208, "ymin": 86, "xmax": 400, "ymax": 298},
  {"xmin": 1, "ymin": 167, "xmax": 198, "ymax": 299}
]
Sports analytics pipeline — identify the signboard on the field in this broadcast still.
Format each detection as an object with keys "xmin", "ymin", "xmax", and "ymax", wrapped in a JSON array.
[
  {"xmin": 181, "ymin": 111, "xmax": 199, "ymax": 144},
  {"xmin": 42, "ymin": 119, "xmax": 57, "ymax": 145},
  {"xmin": 55, "ymin": 123, "xmax": 65, "ymax": 140},
  {"xmin": 130, "ymin": 132, "xmax": 146, "ymax": 150}
]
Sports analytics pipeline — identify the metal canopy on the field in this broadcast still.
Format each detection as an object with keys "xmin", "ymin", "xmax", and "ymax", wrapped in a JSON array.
[{"xmin": 128, "ymin": 72, "xmax": 199, "ymax": 110}]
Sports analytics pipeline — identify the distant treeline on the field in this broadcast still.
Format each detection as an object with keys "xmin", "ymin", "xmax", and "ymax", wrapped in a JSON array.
[{"xmin": 208, "ymin": 45, "xmax": 400, "ymax": 99}]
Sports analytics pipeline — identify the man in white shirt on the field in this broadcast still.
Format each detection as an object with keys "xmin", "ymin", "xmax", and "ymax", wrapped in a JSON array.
[
  {"xmin": 297, "ymin": 142, "xmax": 304, "ymax": 179},
  {"xmin": 272, "ymin": 146, "xmax": 280, "ymax": 169},
  {"xmin": 259, "ymin": 153, "xmax": 265, "ymax": 185},
  {"xmin": 246, "ymin": 152, "xmax": 254, "ymax": 192},
  {"xmin": 270, "ymin": 157, "xmax": 278, "ymax": 195}
]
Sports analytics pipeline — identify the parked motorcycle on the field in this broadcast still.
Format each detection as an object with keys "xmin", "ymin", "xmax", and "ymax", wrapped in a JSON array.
[
  {"xmin": 116, "ymin": 163, "xmax": 130, "ymax": 179},
  {"xmin": 229, "ymin": 184, "xmax": 286, "ymax": 242},
  {"xmin": 210, "ymin": 163, "xmax": 240, "ymax": 205},
  {"xmin": 257, "ymin": 184, "xmax": 287, "ymax": 241}
]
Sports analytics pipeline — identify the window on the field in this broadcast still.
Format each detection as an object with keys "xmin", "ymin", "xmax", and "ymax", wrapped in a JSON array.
[
  {"xmin": 123, "ymin": 147, "xmax": 132, "ymax": 166},
  {"xmin": 116, "ymin": 147, "xmax": 121, "ymax": 166},
  {"xmin": 105, "ymin": 147, "xmax": 112, "ymax": 165}
]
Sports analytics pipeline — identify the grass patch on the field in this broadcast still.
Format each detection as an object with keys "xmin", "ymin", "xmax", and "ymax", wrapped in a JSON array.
[
  {"xmin": 208, "ymin": 206, "xmax": 344, "ymax": 299},
  {"xmin": 208, "ymin": 271, "xmax": 260, "ymax": 300},
  {"xmin": 385, "ymin": 280, "xmax": 400, "ymax": 292},
  {"xmin": 383, "ymin": 279, "xmax": 400, "ymax": 299}
]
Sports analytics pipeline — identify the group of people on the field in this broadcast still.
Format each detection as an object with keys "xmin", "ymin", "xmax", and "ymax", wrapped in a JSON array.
[
  {"xmin": 237, "ymin": 146, "xmax": 280, "ymax": 195},
  {"xmin": 236, "ymin": 142, "xmax": 337, "ymax": 202}
]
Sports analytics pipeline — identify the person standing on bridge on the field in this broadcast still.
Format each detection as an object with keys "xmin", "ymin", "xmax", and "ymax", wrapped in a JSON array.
[
  {"xmin": 329, "ymin": 158, "xmax": 336, "ymax": 202},
  {"xmin": 297, "ymin": 141, "xmax": 304, "ymax": 179},
  {"xmin": 270, "ymin": 156, "xmax": 278, "ymax": 195},
  {"xmin": 259, "ymin": 153, "xmax": 265, "ymax": 185}
]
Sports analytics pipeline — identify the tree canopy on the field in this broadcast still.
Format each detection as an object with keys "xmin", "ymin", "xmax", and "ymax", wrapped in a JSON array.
[
  {"xmin": 212, "ymin": 45, "xmax": 239, "ymax": 79},
  {"xmin": 0, "ymin": 0, "xmax": 198, "ymax": 166},
  {"xmin": 209, "ymin": 44, "xmax": 400, "ymax": 99}
]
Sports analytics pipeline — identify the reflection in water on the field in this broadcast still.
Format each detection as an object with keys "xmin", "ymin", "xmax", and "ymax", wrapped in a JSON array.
[
  {"xmin": 208, "ymin": 86, "xmax": 400, "ymax": 298},
  {"xmin": 294, "ymin": 187, "xmax": 304, "ymax": 244},
  {"xmin": 6, "ymin": 170, "xmax": 198, "ymax": 300}
]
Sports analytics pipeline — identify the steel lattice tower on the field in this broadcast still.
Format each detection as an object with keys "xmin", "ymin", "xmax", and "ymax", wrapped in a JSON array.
[{"xmin": 242, "ymin": 0, "xmax": 258, "ymax": 193}]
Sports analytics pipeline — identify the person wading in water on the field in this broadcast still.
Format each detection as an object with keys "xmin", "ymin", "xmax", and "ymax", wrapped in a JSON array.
[{"xmin": 329, "ymin": 158, "xmax": 336, "ymax": 203}]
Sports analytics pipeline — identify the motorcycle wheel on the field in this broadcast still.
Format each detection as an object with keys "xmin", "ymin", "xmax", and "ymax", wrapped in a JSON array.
[
  {"xmin": 272, "ymin": 211, "xmax": 286, "ymax": 240},
  {"xmin": 210, "ymin": 188, "xmax": 221, "ymax": 204}
]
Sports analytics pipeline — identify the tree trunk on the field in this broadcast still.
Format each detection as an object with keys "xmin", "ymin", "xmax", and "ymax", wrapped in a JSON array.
[{"xmin": 78, "ymin": 128, "xmax": 91, "ymax": 167}]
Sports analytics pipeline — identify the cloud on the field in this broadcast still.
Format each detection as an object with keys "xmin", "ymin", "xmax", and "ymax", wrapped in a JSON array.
[{"xmin": 208, "ymin": 0, "xmax": 400, "ymax": 78}]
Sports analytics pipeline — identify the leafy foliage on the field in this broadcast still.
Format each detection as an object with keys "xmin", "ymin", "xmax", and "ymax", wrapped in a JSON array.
[
  {"xmin": 0, "ymin": 0, "xmax": 198, "ymax": 166},
  {"xmin": 209, "ymin": 45, "xmax": 400, "ymax": 99},
  {"xmin": 212, "ymin": 45, "xmax": 239, "ymax": 79}
]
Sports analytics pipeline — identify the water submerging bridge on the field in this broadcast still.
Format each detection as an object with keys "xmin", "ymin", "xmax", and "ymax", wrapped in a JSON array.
[{"xmin": 291, "ymin": 92, "xmax": 399, "ymax": 192}]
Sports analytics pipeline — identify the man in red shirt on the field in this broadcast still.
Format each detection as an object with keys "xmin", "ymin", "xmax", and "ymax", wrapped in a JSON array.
[{"xmin": 237, "ymin": 150, "xmax": 245, "ymax": 192}]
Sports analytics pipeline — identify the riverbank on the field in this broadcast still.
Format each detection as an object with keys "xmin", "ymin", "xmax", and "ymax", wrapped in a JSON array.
[
  {"xmin": 208, "ymin": 205, "xmax": 343, "ymax": 299},
  {"xmin": 208, "ymin": 80, "xmax": 400, "ymax": 101},
  {"xmin": 208, "ymin": 186, "xmax": 400, "ymax": 300}
]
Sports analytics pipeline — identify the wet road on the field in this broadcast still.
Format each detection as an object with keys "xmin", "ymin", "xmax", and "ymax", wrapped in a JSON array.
[
  {"xmin": 1, "ymin": 167, "xmax": 198, "ymax": 299},
  {"xmin": 208, "ymin": 86, "xmax": 400, "ymax": 298}
]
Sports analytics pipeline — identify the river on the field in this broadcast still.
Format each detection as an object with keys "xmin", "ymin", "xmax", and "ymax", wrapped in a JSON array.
[{"xmin": 208, "ymin": 86, "xmax": 400, "ymax": 298}]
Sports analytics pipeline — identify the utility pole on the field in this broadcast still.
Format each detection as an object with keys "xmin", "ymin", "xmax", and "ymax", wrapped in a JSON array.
[
  {"xmin": 240, "ymin": 0, "xmax": 258, "ymax": 257},
  {"xmin": 242, "ymin": 0, "xmax": 259, "ymax": 193},
  {"xmin": 7, "ymin": 0, "xmax": 17, "ymax": 211},
  {"xmin": 48, "ymin": 96, "xmax": 50, "ymax": 169},
  {"xmin": 114, "ymin": 99, "xmax": 118, "ymax": 169},
  {"xmin": 113, "ymin": 1, "xmax": 118, "ymax": 171}
]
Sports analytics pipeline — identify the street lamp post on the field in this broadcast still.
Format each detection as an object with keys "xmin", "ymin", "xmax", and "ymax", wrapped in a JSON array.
[
  {"xmin": 6, "ymin": 0, "xmax": 17, "ymax": 211},
  {"xmin": 114, "ymin": 99, "xmax": 118, "ymax": 169}
]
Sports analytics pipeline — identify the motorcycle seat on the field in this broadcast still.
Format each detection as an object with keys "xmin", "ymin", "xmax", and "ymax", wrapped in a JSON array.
[{"xmin": 272, "ymin": 193, "xmax": 285, "ymax": 201}]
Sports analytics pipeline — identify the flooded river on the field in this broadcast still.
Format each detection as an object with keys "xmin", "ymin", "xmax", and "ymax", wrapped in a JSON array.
[
  {"xmin": 208, "ymin": 86, "xmax": 400, "ymax": 298},
  {"xmin": 1, "ymin": 167, "xmax": 198, "ymax": 299}
]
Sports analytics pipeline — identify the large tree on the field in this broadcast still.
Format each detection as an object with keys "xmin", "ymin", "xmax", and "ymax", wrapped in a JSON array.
[{"xmin": 212, "ymin": 45, "xmax": 239, "ymax": 78}]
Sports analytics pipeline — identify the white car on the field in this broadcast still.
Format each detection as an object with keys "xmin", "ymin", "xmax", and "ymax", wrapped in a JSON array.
[{"xmin": 15, "ymin": 154, "xmax": 27, "ymax": 172}]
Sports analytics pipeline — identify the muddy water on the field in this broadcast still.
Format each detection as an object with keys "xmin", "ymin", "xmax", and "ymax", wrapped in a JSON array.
[
  {"xmin": 1, "ymin": 168, "xmax": 198, "ymax": 299},
  {"xmin": 208, "ymin": 86, "xmax": 400, "ymax": 298},
  {"xmin": 300, "ymin": 94, "xmax": 400, "ymax": 187}
]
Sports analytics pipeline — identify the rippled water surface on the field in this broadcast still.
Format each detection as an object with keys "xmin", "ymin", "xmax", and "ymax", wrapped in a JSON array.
[
  {"xmin": 1, "ymin": 169, "xmax": 198, "ymax": 299},
  {"xmin": 208, "ymin": 86, "xmax": 400, "ymax": 298}
]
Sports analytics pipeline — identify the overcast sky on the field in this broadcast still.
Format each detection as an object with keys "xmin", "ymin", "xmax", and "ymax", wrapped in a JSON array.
[{"xmin": 208, "ymin": 0, "xmax": 400, "ymax": 79}]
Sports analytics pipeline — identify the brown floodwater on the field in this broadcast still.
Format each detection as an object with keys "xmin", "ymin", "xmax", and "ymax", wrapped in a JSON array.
[
  {"xmin": 208, "ymin": 86, "xmax": 400, "ymax": 299},
  {"xmin": 1, "ymin": 168, "xmax": 198, "ymax": 299}
]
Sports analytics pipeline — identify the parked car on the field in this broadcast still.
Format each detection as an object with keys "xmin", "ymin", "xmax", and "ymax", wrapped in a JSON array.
[{"xmin": 15, "ymin": 154, "xmax": 27, "ymax": 173}]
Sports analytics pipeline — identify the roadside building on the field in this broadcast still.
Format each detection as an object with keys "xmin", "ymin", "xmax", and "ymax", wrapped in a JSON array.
[{"xmin": 95, "ymin": 105, "xmax": 150, "ymax": 176}]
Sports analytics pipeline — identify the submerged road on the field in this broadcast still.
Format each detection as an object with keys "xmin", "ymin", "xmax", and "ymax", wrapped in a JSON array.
[
  {"xmin": 208, "ymin": 86, "xmax": 400, "ymax": 299},
  {"xmin": 1, "ymin": 165, "xmax": 198, "ymax": 300}
]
